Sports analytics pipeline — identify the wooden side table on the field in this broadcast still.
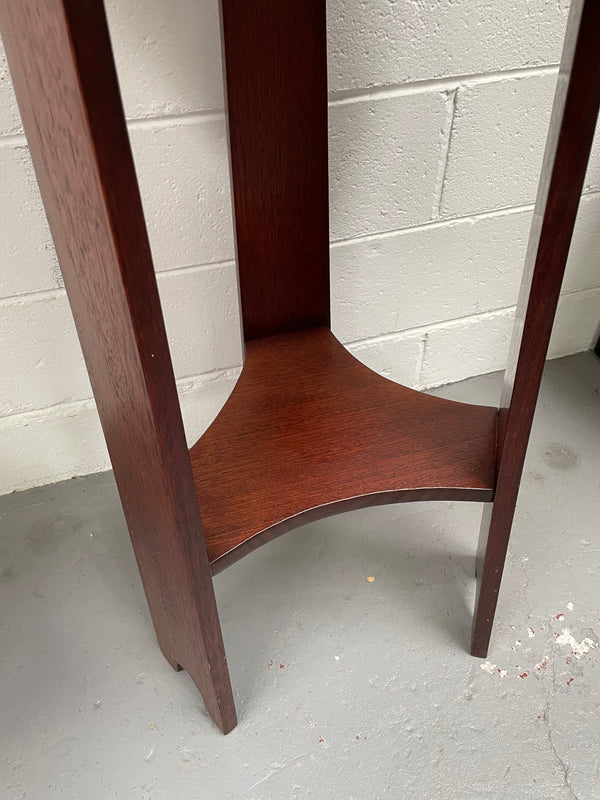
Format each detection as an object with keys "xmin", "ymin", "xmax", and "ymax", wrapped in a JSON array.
[{"xmin": 1, "ymin": 0, "xmax": 598, "ymax": 734}]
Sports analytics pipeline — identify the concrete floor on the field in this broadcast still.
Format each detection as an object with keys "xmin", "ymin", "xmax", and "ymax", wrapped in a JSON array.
[{"xmin": 1, "ymin": 353, "xmax": 599, "ymax": 800}]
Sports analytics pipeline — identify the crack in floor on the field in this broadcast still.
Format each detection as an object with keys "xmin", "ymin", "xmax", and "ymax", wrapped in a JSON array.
[{"xmin": 542, "ymin": 659, "xmax": 578, "ymax": 800}]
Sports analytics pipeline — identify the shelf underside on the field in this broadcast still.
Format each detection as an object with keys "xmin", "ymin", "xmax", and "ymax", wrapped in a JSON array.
[{"xmin": 189, "ymin": 327, "xmax": 498, "ymax": 572}]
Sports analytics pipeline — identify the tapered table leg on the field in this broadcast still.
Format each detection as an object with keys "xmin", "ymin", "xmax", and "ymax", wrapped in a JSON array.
[
  {"xmin": 472, "ymin": 0, "xmax": 600, "ymax": 657},
  {"xmin": 0, "ymin": 0, "xmax": 237, "ymax": 732}
]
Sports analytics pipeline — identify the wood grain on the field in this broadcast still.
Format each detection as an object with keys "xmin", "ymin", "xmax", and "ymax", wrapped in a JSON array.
[
  {"xmin": 471, "ymin": 0, "xmax": 600, "ymax": 657},
  {"xmin": 220, "ymin": 0, "xmax": 330, "ymax": 340},
  {"xmin": 0, "ymin": 0, "xmax": 236, "ymax": 733},
  {"xmin": 190, "ymin": 328, "xmax": 498, "ymax": 572}
]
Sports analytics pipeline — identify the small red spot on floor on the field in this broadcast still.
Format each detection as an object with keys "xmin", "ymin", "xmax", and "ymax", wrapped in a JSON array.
[
  {"xmin": 279, "ymin": 664, "xmax": 284, "ymax": 669},
  {"xmin": 267, "ymin": 660, "xmax": 273, "ymax": 668},
  {"xmin": 319, "ymin": 738, "xmax": 324, "ymax": 743},
  {"xmin": 520, "ymin": 672, "xmax": 528, "ymax": 679},
  {"xmin": 567, "ymin": 678, "xmax": 574, "ymax": 686},
  {"xmin": 566, "ymin": 657, "xmax": 571, "ymax": 664}
]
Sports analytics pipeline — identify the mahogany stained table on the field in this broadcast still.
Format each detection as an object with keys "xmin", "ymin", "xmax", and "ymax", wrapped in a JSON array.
[{"xmin": 1, "ymin": 0, "xmax": 598, "ymax": 734}]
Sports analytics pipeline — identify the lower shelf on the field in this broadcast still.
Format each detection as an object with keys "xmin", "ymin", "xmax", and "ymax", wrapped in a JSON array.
[{"xmin": 189, "ymin": 327, "xmax": 498, "ymax": 572}]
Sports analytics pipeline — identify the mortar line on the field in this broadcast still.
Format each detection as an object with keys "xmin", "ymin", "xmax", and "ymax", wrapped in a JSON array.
[
  {"xmin": 413, "ymin": 334, "xmax": 428, "ymax": 390},
  {"xmin": 0, "ymin": 130, "xmax": 27, "ymax": 147},
  {"xmin": 0, "ymin": 363, "xmax": 244, "ymax": 425},
  {"xmin": 159, "ymin": 258, "xmax": 236, "ymax": 278},
  {"xmin": 330, "ymin": 202, "xmax": 537, "ymax": 248},
  {"xmin": 331, "ymin": 188, "xmax": 600, "ymax": 248},
  {"xmin": 328, "ymin": 64, "xmax": 559, "ymax": 106},
  {"xmin": 0, "ymin": 260, "xmax": 237, "ymax": 307},
  {"xmin": 175, "ymin": 364, "xmax": 242, "ymax": 391},
  {"xmin": 344, "ymin": 306, "xmax": 518, "ymax": 349},
  {"xmin": 126, "ymin": 107, "xmax": 226, "ymax": 130},
  {"xmin": 345, "ymin": 285, "xmax": 600, "ymax": 350},
  {"xmin": 0, "ymin": 286, "xmax": 67, "ymax": 306},
  {"xmin": 431, "ymin": 88, "xmax": 458, "ymax": 220},
  {"xmin": 348, "ymin": 289, "xmax": 600, "ymax": 349}
]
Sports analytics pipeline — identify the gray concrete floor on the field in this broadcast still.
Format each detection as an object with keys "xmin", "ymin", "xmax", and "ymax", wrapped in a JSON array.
[{"xmin": 1, "ymin": 353, "xmax": 600, "ymax": 800}]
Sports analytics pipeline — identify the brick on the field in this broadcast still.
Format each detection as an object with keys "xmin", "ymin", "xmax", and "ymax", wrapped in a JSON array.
[
  {"xmin": 441, "ymin": 73, "xmax": 558, "ymax": 217},
  {"xmin": 0, "ymin": 263, "xmax": 241, "ymax": 417},
  {"xmin": 333, "ymin": 189, "xmax": 600, "ymax": 351},
  {"xmin": 549, "ymin": 288, "xmax": 600, "ymax": 358},
  {"xmin": 564, "ymin": 193, "xmax": 600, "ymax": 294},
  {"xmin": 331, "ymin": 211, "xmax": 529, "ymax": 343},
  {"xmin": 105, "ymin": 0, "xmax": 224, "ymax": 120},
  {"xmin": 345, "ymin": 333, "xmax": 423, "ymax": 389},
  {"xmin": 1, "ymin": 0, "xmax": 225, "ymax": 133},
  {"xmin": 329, "ymin": 92, "xmax": 447, "ymax": 240},
  {"xmin": 0, "ymin": 370, "xmax": 242, "ymax": 494},
  {"xmin": 0, "ymin": 144, "xmax": 59, "ymax": 298},
  {"xmin": 419, "ymin": 310, "xmax": 515, "ymax": 389},
  {"xmin": 327, "ymin": 0, "xmax": 568, "ymax": 94},
  {"xmin": 0, "ymin": 401, "xmax": 109, "ymax": 495},
  {"xmin": 157, "ymin": 265, "xmax": 242, "ymax": 380},
  {"xmin": 420, "ymin": 285, "xmax": 600, "ymax": 390},
  {"xmin": 0, "ymin": 117, "xmax": 238, "ymax": 299},
  {"xmin": 0, "ymin": 293, "xmax": 91, "ymax": 416},
  {"xmin": 129, "ymin": 118, "xmax": 234, "ymax": 271}
]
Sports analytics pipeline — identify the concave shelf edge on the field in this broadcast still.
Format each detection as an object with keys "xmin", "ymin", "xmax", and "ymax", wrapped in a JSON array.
[
  {"xmin": 209, "ymin": 485, "xmax": 494, "ymax": 574},
  {"xmin": 189, "ymin": 327, "xmax": 498, "ymax": 571}
]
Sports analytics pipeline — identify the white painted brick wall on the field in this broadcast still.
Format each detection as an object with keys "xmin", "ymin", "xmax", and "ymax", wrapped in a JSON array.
[
  {"xmin": 130, "ymin": 119, "xmax": 234, "ymax": 270},
  {"xmin": 327, "ymin": 0, "xmax": 569, "ymax": 91},
  {"xmin": 329, "ymin": 93, "xmax": 448, "ymax": 238},
  {"xmin": 441, "ymin": 73, "xmax": 558, "ymax": 217},
  {"xmin": 1, "ymin": 0, "xmax": 599, "ymax": 494}
]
